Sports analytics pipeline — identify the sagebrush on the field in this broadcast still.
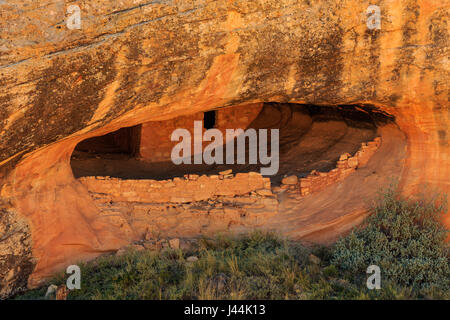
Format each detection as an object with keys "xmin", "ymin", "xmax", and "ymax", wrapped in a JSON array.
[{"xmin": 332, "ymin": 187, "xmax": 449, "ymax": 291}]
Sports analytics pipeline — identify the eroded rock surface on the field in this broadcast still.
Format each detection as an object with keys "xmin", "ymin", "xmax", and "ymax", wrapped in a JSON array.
[
  {"xmin": 0, "ymin": 206, "xmax": 35, "ymax": 299},
  {"xmin": 0, "ymin": 0, "xmax": 448, "ymax": 297}
]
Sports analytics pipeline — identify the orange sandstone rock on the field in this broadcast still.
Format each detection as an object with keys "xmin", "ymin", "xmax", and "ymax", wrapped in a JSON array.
[{"xmin": 0, "ymin": 0, "xmax": 448, "ymax": 298}]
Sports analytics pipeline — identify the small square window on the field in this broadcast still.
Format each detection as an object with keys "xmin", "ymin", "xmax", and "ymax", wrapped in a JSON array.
[{"xmin": 204, "ymin": 110, "xmax": 216, "ymax": 129}]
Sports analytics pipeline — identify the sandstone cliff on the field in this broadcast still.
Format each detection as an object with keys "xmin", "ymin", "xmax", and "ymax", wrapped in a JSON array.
[{"xmin": 0, "ymin": 0, "xmax": 448, "ymax": 298}]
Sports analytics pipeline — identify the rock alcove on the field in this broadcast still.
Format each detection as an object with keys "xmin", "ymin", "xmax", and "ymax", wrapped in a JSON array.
[
  {"xmin": 65, "ymin": 102, "xmax": 406, "ymax": 256},
  {"xmin": 1, "ymin": 0, "xmax": 448, "ymax": 299},
  {"xmin": 70, "ymin": 103, "xmax": 396, "ymax": 183}
]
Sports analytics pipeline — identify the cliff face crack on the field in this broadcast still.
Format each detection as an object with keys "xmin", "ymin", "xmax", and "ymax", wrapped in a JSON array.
[{"xmin": 106, "ymin": 1, "xmax": 162, "ymax": 17}]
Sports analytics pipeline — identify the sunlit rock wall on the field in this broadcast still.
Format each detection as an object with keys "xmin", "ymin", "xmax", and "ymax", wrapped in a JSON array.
[{"xmin": 0, "ymin": 0, "xmax": 448, "ymax": 297}]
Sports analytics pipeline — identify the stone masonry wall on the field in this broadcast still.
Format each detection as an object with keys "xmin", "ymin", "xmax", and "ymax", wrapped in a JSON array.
[
  {"xmin": 138, "ymin": 103, "xmax": 263, "ymax": 162},
  {"xmin": 79, "ymin": 170, "xmax": 272, "ymax": 204},
  {"xmin": 297, "ymin": 137, "xmax": 381, "ymax": 196},
  {"xmin": 78, "ymin": 170, "xmax": 278, "ymax": 239},
  {"xmin": 78, "ymin": 136, "xmax": 381, "ymax": 239},
  {"xmin": 138, "ymin": 112, "xmax": 203, "ymax": 162}
]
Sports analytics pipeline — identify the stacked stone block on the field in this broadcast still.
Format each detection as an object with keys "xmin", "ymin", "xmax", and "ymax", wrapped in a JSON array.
[
  {"xmin": 298, "ymin": 137, "xmax": 381, "ymax": 196},
  {"xmin": 78, "ymin": 171, "xmax": 278, "ymax": 238}
]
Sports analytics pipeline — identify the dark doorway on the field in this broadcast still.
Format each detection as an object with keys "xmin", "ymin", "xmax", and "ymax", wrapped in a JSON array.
[
  {"xmin": 204, "ymin": 111, "xmax": 216, "ymax": 129},
  {"xmin": 74, "ymin": 126, "xmax": 141, "ymax": 156}
]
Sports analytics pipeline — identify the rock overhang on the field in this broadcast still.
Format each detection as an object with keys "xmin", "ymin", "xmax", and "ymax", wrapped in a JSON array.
[{"xmin": 0, "ymin": 0, "xmax": 448, "ymax": 298}]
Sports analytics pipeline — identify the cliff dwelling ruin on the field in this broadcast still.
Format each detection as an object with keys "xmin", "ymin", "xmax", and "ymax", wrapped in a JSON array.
[
  {"xmin": 65, "ymin": 102, "xmax": 406, "ymax": 254},
  {"xmin": 0, "ymin": 0, "xmax": 448, "ymax": 299},
  {"xmin": 71, "ymin": 103, "xmax": 394, "ymax": 181}
]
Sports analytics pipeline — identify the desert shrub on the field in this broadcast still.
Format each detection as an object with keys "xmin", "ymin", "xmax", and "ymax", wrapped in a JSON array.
[
  {"xmin": 332, "ymin": 187, "xmax": 449, "ymax": 292},
  {"xmin": 322, "ymin": 265, "xmax": 338, "ymax": 278}
]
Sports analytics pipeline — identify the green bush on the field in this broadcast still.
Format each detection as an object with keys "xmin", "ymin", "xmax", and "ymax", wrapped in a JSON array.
[
  {"xmin": 322, "ymin": 265, "xmax": 338, "ymax": 278},
  {"xmin": 332, "ymin": 187, "xmax": 449, "ymax": 292}
]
